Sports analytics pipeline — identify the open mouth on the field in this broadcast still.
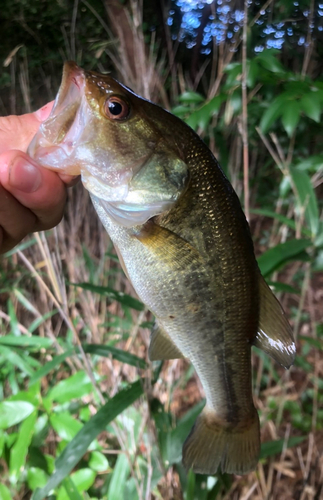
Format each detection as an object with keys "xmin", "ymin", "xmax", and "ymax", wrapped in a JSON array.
[{"xmin": 28, "ymin": 62, "xmax": 87, "ymax": 174}]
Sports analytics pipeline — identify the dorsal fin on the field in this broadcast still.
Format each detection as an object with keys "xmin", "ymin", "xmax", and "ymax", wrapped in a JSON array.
[
  {"xmin": 149, "ymin": 322, "xmax": 184, "ymax": 361},
  {"xmin": 254, "ymin": 273, "xmax": 296, "ymax": 369}
]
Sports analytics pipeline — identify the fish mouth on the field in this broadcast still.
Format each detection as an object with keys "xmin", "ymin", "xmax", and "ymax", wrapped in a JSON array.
[
  {"xmin": 28, "ymin": 61, "xmax": 87, "ymax": 175},
  {"xmin": 28, "ymin": 61, "xmax": 136, "ymax": 202}
]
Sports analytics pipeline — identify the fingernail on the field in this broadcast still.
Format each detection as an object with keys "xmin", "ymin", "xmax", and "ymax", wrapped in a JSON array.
[
  {"xmin": 9, "ymin": 156, "xmax": 42, "ymax": 193},
  {"xmin": 35, "ymin": 103, "xmax": 53, "ymax": 121}
]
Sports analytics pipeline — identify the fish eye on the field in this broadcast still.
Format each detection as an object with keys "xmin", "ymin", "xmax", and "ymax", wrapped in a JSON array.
[{"xmin": 104, "ymin": 96, "xmax": 129, "ymax": 120}]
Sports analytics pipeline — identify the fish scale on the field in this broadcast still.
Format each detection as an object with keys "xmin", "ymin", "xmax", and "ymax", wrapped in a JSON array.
[{"xmin": 28, "ymin": 61, "xmax": 296, "ymax": 475}]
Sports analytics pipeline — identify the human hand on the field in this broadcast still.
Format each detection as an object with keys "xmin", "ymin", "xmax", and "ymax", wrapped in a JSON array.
[{"xmin": 0, "ymin": 103, "xmax": 79, "ymax": 254}]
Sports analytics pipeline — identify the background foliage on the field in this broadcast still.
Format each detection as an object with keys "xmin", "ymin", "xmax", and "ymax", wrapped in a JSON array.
[{"xmin": 0, "ymin": 0, "xmax": 323, "ymax": 499}]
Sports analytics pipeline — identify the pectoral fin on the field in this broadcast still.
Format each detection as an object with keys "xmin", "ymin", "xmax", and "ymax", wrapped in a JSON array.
[
  {"xmin": 149, "ymin": 322, "xmax": 184, "ymax": 361},
  {"xmin": 134, "ymin": 221, "xmax": 203, "ymax": 268},
  {"xmin": 254, "ymin": 273, "xmax": 296, "ymax": 369}
]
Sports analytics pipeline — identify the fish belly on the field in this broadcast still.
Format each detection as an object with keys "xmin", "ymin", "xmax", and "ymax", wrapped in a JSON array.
[{"xmin": 91, "ymin": 195, "xmax": 260, "ymax": 475}]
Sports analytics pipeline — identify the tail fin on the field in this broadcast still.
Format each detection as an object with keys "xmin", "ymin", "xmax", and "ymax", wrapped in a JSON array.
[{"xmin": 182, "ymin": 406, "xmax": 260, "ymax": 475}]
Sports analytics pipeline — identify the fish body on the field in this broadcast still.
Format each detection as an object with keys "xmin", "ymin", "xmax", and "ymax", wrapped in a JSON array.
[{"xmin": 28, "ymin": 62, "xmax": 296, "ymax": 475}]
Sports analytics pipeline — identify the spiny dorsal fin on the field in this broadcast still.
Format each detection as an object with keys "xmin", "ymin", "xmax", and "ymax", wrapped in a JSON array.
[
  {"xmin": 254, "ymin": 273, "xmax": 296, "ymax": 369},
  {"xmin": 149, "ymin": 322, "xmax": 184, "ymax": 361}
]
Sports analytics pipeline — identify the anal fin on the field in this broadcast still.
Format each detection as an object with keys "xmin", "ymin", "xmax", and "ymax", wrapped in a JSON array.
[
  {"xmin": 254, "ymin": 273, "xmax": 296, "ymax": 369},
  {"xmin": 149, "ymin": 322, "xmax": 184, "ymax": 361}
]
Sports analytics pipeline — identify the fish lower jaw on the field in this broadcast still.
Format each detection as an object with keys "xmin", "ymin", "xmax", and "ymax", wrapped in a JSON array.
[
  {"xmin": 90, "ymin": 194, "xmax": 176, "ymax": 228},
  {"xmin": 28, "ymin": 136, "xmax": 82, "ymax": 175}
]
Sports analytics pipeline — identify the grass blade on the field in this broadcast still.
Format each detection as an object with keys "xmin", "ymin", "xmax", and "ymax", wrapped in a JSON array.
[
  {"xmin": 250, "ymin": 208, "xmax": 311, "ymax": 237},
  {"xmin": 290, "ymin": 167, "xmax": 319, "ymax": 238},
  {"xmin": 107, "ymin": 453, "xmax": 130, "ymax": 500},
  {"xmin": 29, "ymin": 349, "xmax": 75, "ymax": 385},
  {"xmin": 61, "ymin": 478, "xmax": 83, "ymax": 500},
  {"xmin": 32, "ymin": 380, "xmax": 143, "ymax": 500},
  {"xmin": 0, "ymin": 401, "xmax": 35, "ymax": 429},
  {"xmin": 9, "ymin": 410, "xmax": 37, "ymax": 481},
  {"xmin": 83, "ymin": 343, "xmax": 147, "ymax": 368},
  {"xmin": 0, "ymin": 335, "xmax": 53, "ymax": 349},
  {"xmin": 260, "ymin": 436, "xmax": 306, "ymax": 459},
  {"xmin": 257, "ymin": 239, "xmax": 311, "ymax": 277},
  {"xmin": 71, "ymin": 282, "xmax": 144, "ymax": 311}
]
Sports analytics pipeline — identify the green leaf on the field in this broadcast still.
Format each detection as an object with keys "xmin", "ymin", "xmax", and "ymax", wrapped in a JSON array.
[
  {"xmin": 27, "ymin": 468, "xmax": 48, "ymax": 491},
  {"xmin": 47, "ymin": 371, "xmax": 97, "ymax": 403},
  {"xmin": 256, "ymin": 50, "xmax": 285, "ymax": 73},
  {"xmin": 59, "ymin": 478, "xmax": 83, "ymax": 500},
  {"xmin": 281, "ymin": 101, "xmax": 301, "ymax": 137},
  {"xmin": 32, "ymin": 380, "xmax": 143, "ymax": 500},
  {"xmin": 228, "ymin": 89, "xmax": 241, "ymax": 113},
  {"xmin": 29, "ymin": 348, "xmax": 75, "ymax": 385},
  {"xmin": 0, "ymin": 335, "xmax": 53, "ymax": 349},
  {"xmin": 0, "ymin": 430, "xmax": 5, "ymax": 456},
  {"xmin": 300, "ymin": 92, "xmax": 321, "ymax": 122},
  {"xmin": 3, "ymin": 237, "xmax": 37, "ymax": 258},
  {"xmin": 14, "ymin": 289, "xmax": 40, "ymax": 316},
  {"xmin": 223, "ymin": 62, "xmax": 242, "ymax": 86},
  {"xmin": 167, "ymin": 400, "xmax": 205, "ymax": 464},
  {"xmin": 28, "ymin": 310, "xmax": 58, "ymax": 334},
  {"xmin": 178, "ymin": 91, "xmax": 205, "ymax": 104},
  {"xmin": 0, "ymin": 484, "xmax": 13, "ymax": 500},
  {"xmin": 71, "ymin": 282, "xmax": 144, "ymax": 311},
  {"xmin": 290, "ymin": 167, "xmax": 319, "ymax": 237},
  {"xmin": 185, "ymin": 95, "xmax": 224, "ymax": 131},
  {"xmin": 279, "ymin": 174, "xmax": 292, "ymax": 198},
  {"xmin": 186, "ymin": 112, "xmax": 199, "ymax": 130},
  {"xmin": 259, "ymin": 94, "xmax": 285, "ymax": 134},
  {"xmin": 315, "ymin": 225, "xmax": 323, "ymax": 249},
  {"xmin": 247, "ymin": 59, "xmax": 259, "ymax": 88},
  {"xmin": 50, "ymin": 413, "xmax": 83, "ymax": 442},
  {"xmin": 251, "ymin": 208, "xmax": 310, "ymax": 236},
  {"xmin": 83, "ymin": 343, "xmax": 147, "ymax": 368},
  {"xmin": 198, "ymin": 100, "xmax": 220, "ymax": 130},
  {"xmin": 154, "ymin": 400, "xmax": 205, "ymax": 466},
  {"xmin": 9, "ymin": 384, "xmax": 40, "ymax": 406},
  {"xmin": 299, "ymin": 335, "xmax": 323, "ymax": 350},
  {"xmin": 107, "ymin": 453, "xmax": 130, "ymax": 500},
  {"xmin": 9, "ymin": 410, "xmax": 37, "ymax": 481},
  {"xmin": 257, "ymin": 239, "xmax": 312, "ymax": 277},
  {"xmin": 172, "ymin": 104, "xmax": 190, "ymax": 117},
  {"xmin": 185, "ymin": 469, "xmax": 196, "ymax": 500},
  {"xmin": 295, "ymin": 154, "xmax": 323, "ymax": 173},
  {"xmin": 59, "ymin": 470, "xmax": 96, "ymax": 500},
  {"xmin": 0, "ymin": 345, "xmax": 35, "ymax": 375},
  {"xmin": 28, "ymin": 447, "xmax": 50, "ymax": 473},
  {"xmin": 0, "ymin": 401, "xmax": 35, "ymax": 429},
  {"xmin": 88, "ymin": 450, "xmax": 109, "ymax": 472},
  {"xmin": 7, "ymin": 299, "xmax": 20, "ymax": 337},
  {"xmin": 260, "ymin": 436, "xmax": 306, "ymax": 459},
  {"xmin": 266, "ymin": 280, "xmax": 299, "ymax": 294}
]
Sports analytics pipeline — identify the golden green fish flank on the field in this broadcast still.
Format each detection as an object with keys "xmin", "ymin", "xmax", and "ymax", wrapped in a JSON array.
[{"xmin": 28, "ymin": 62, "xmax": 296, "ymax": 476}]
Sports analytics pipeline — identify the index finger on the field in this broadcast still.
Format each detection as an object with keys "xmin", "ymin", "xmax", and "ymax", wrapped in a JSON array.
[{"xmin": 0, "ymin": 102, "xmax": 54, "ymax": 154}]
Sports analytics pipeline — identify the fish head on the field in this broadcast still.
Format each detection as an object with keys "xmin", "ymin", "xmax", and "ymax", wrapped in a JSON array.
[{"xmin": 28, "ymin": 61, "xmax": 190, "ymax": 226}]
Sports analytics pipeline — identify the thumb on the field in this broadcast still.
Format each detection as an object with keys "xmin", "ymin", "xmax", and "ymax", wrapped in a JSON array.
[{"xmin": 0, "ymin": 102, "xmax": 54, "ymax": 155}]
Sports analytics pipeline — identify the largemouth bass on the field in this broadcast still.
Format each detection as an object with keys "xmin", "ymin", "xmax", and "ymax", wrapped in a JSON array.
[{"xmin": 28, "ymin": 62, "xmax": 296, "ymax": 475}]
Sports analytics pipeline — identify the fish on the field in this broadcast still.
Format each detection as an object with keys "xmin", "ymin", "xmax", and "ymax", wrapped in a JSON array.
[{"xmin": 28, "ymin": 61, "xmax": 296, "ymax": 476}]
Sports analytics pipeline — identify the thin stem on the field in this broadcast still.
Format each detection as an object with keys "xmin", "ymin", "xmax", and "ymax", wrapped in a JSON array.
[
  {"xmin": 17, "ymin": 248, "xmax": 104, "ymax": 403},
  {"xmin": 71, "ymin": 0, "xmax": 79, "ymax": 61},
  {"xmin": 241, "ymin": 0, "xmax": 249, "ymax": 220}
]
